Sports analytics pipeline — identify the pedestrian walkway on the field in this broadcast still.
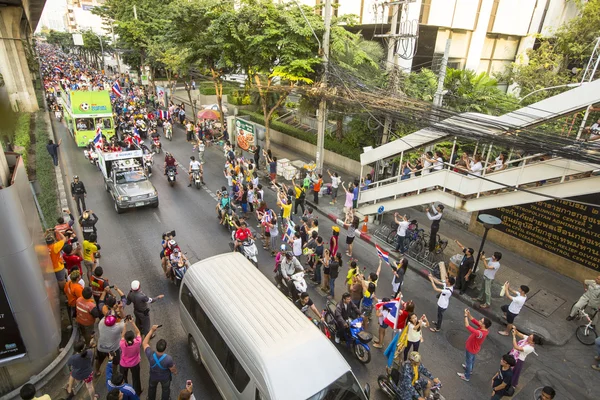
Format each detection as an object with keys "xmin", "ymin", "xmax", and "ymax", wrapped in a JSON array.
[{"xmin": 265, "ymin": 140, "xmax": 585, "ymax": 346}]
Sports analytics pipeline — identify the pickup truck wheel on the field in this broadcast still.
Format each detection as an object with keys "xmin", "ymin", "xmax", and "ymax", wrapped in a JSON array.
[
  {"xmin": 104, "ymin": 181, "xmax": 109, "ymax": 192},
  {"xmin": 114, "ymin": 202, "xmax": 124, "ymax": 214},
  {"xmin": 151, "ymin": 200, "xmax": 159, "ymax": 208}
]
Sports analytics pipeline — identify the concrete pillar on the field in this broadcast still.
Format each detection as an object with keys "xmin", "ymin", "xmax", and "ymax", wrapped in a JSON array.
[
  {"xmin": 464, "ymin": 0, "xmax": 494, "ymax": 71},
  {"xmin": 0, "ymin": 7, "xmax": 39, "ymax": 113}
]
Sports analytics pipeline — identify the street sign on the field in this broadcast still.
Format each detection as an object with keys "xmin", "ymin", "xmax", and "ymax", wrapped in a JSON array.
[
  {"xmin": 235, "ymin": 118, "xmax": 255, "ymax": 151},
  {"xmin": 72, "ymin": 34, "xmax": 84, "ymax": 46},
  {"xmin": 378, "ymin": 206, "xmax": 385, "ymax": 214}
]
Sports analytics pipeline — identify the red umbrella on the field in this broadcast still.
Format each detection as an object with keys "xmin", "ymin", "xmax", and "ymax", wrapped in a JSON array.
[{"xmin": 197, "ymin": 109, "xmax": 221, "ymax": 120}]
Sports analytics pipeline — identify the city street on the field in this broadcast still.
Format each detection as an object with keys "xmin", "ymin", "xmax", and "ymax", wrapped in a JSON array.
[{"xmin": 52, "ymin": 118, "xmax": 596, "ymax": 400}]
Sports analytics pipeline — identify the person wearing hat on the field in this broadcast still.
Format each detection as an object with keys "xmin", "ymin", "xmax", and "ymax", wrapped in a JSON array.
[
  {"xmin": 126, "ymin": 281, "xmax": 164, "ymax": 337},
  {"xmin": 71, "ymin": 175, "xmax": 87, "ymax": 215},
  {"xmin": 96, "ymin": 310, "xmax": 125, "ymax": 377},
  {"xmin": 425, "ymin": 203, "xmax": 444, "ymax": 252},
  {"xmin": 79, "ymin": 210, "xmax": 99, "ymax": 241},
  {"xmin": 454, "ymin": 240, "xmax": 475, "ymax": 295},
  {"xmin": 398, "ymin": 351, "xmax": 440, "ymax": 400},
  {"xmin": 46, "ymin": 229, "xmax": 67, "ymax": 290}
]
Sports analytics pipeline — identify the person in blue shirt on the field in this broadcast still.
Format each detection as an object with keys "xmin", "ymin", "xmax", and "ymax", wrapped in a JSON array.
[
  {"xmin": 352, "ymin": 180, "xmax": 359, "ymax": 209},
  {"xmin": 106, "ymin": 357, "xmax": 139, "ymax": 400}
]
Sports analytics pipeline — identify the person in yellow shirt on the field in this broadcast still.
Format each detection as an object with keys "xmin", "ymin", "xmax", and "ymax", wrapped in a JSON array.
[
  {"xmin": 19, "ymin": 383, "xmax": 51, "ymax": 400},
  {"xmin": 82, "ymin": 233, "xmax": 101, "ymax": 283},
  {"xmin": 46, "ymin": 230, "xmax": 66, "ymax": 289},
  {"xmin": 277, "ymin": 190, "xmax": 292, "ymax": 221}
]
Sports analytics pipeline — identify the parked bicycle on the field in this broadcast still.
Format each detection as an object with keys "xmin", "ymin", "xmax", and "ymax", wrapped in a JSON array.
[{"xmin": 575, "ymin": 308, "xmax": 598, "ymax": 345}]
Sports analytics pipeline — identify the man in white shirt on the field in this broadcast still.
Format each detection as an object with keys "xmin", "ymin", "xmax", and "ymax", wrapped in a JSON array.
[
  {"xmin": 499, "ymin": 283, "xmax": 529, "ymax": 336},
  {"xmin": 327, "ymin": 169, "xmax": 342, "ymax": 205},
  {"xmin": 392, "ymin": 213, "xmax": 410, "ymax": 253},
  {"xmin": 476, "ymin": 252, "xmax": 502, "ymax": 309},
  {"xmin": 567, "ymin": 275, "xmax": 600, "ymax": 321},
  {"xmin": 188, "ymin": 156, "xmax": 204, "ymax": 187},
  {"xmin": 428, "ymin": 274, "xmax": 456, "ymax": 332}
]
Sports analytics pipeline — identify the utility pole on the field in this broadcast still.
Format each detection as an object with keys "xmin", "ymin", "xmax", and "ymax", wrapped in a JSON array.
[
  {"xmin": 315, "ymin": 0, "xmax": 332, "ymax": 173},
  {"xmin": 111, "ymin": 25, "xmax": 121, "ymax": 74},
  {"xmin": 433, "ymin": 39, "xmax": 451, "ymax": 110},
  {"xmin": 380, "ymin": 3, "xmax": 400, "ymax": 145}
]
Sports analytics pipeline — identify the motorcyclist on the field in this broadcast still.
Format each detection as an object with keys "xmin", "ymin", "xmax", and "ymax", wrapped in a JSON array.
[
  {"xmin": 276, "ymin": 252, "xmax": 304, "ymax": 298},
  {"xmin": 162, "ymin": 239, "xmax": 179, "ymax": 277},
  {"xmin": 295, "ymin": 292, "xmax": 324, "ymax": 321},
  {"xmin": 334, "ymin": 292, "xmax": 360, "ymax": 344},
  {"xmin": 188, "ymin": 156, "xmax": 204, "ymax": 187},
  {"xmin": 397, "ymin": 351, "xmax": 440, "ymax": 400},
  {"xmin": 163, "ymin": 119, "xmax": 173, "ymax": 139},
  {"xmin": 164, "ymin": 152, "xmax": 177, "ymax": 176},
  {"xmin": 168, "ymin": 248, "xmax": 188, "ymax": 279},
  {"xmin": 233, "ymin": 221, "xmax": 253, "ymax": 253},
  {"xmin": 216, "ymin": 189, "xmax": 232, "ymax": 224}
]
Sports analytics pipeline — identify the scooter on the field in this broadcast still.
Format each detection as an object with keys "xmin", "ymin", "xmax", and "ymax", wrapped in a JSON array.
[
  {"xmin": 230, "ymin": 231, "xmax": 258, "ymax": 265},
  {"xmin": 378, "ymin": 370, "xmax": 445, "ymax": 400},
  {"xmin": 168, "ymin": 259, "xmax": 188, "ymax": 287},
  {"xmin": 322, "ymin": 301, "xmax": 372, "ymax": 364},
  {"xmin": 84, "ymin": 145, "xmax": 99, "ymax": 168},
  {"xmin": 192, "ymin": 170, "xmax": 203, "ymax": 189},
  {"xmin": 151, "ymin": 136, "xmax": 162, "ymax": 154},
  {"xmin": 166, "ymin": 166, "xmax": 177, "ymax": 186},
  {"xmin": 165, "ymin": 126, "xmax": 172, "ymax": 141}
]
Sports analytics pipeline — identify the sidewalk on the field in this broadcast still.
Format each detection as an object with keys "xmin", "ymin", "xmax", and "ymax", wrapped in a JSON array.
[{"xmin": 266, "ymin": 140, "xmax": 583, "ymax": 346}]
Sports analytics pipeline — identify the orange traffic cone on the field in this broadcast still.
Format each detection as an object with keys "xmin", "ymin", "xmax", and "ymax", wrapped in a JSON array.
[{"xmin": 361, "ymin": 215, "xmax": 369, "ymax": 233}]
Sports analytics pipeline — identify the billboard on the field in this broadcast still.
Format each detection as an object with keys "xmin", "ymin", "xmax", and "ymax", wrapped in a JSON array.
[
  {"xmin": 235, "ymin": 118, "xmax": 255, "ymax": 151},
  {"xmin": 69, "ymin": 91, "xmax": 113, "ymax": 116},
  {"xmin": 0, "ymin": 277, "xmax": 27, "ymax": 362},
  {"xmin": 479, "ymin": 193, "xmax": 600, "ymax": 271}
]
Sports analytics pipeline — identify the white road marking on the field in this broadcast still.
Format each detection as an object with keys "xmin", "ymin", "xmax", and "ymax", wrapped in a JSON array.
[{"xmin": 153, "ymin": 212, "xmax": 162, "ymax": 223}]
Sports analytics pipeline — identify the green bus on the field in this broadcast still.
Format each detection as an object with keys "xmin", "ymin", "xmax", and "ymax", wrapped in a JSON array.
[{"xmin": 60, "ymin": 90, "xmax": 115, "ymax": 147}]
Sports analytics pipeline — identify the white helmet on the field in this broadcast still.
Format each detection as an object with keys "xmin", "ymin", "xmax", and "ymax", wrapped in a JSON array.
[{"xmin": 131, "ymin": 280, "xmax": 141, "ymax": 291}]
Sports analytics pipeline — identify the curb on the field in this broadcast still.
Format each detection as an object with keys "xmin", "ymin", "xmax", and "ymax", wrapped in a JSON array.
[{"xmin": 305, "ymin": 199, "xmax": 563, "ymax": 347}]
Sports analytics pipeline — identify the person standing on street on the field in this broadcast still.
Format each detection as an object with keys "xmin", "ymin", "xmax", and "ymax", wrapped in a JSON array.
[
  {"xmin": 71, "ymin": 175, "xmax": 87, "ymax": 215},
  {"xmin": 95, "ymin": 313, "xmax": 124, "ymax": 377},
  {"xmin": 143, "ymin": 325, "xmax": 177, "ymax": 400},
  {"xmin": 126, "ymin": 280, "xmax": 164, "ymax": 337},
  {"xmin": 66, "ymin": 341, "xmax": 96, "ymax": 400},
  {"xmin": 498, "ymin": 283, "xmax": 529, "ymax": 336},
  {"xmin": 426, "ymin": 204, "xmax": 444, "ymax": 252},
  {"xmin": 391, "ymin": 213, "xmax": 410, "ymax": 254},
  {"xmin": 508, "ymin": 328, "xmax": 540, "ymax": 387},
  {"xmin": 428, "ymin": 274, "xmax": 455, "ymax": 333},
  {"xmin": 120, "ymin": 317, "xmax": 143, "ymax": 395},
  {"xmin": 476, "ymin": 252, "xmax": 502, "ymax": 309},
  {"xmin": 454, "ymin": 240, "xmax": 475, "ymax": 295},
  {"xmin": 327, "ymin": 170, "xmax": 341, "ymax": 205},
  {"xmin": 312, "ymin": 173, "xmax": 323, "ymax": 204},
  {"xmin": 490, "ymin": 354, "xmax": 516, "ymax": 399},
  {"xmin": 457, "ymin": 309, "xmax": 491, "ymax": 382},
  {"xmin": 79, "ymin": 210, "xmax": 99, "ymax": 241},
  {"xmin": 75, "ymin": 287, "xmax": 101, "ymax": 345},
  {"xmin": 567, "ymin": 275, "xmax": 600, "ymax": 321},
  {"xmin": 82, "ymin": 233, "xmax": 100, "ymax": 283},
  {"xmin": 46, "ymin": 230, "xmax": 67, "ymax": 290},
  {"xmin": 46, "ymin": 138, "xmax": 62, "ymax": 166}
]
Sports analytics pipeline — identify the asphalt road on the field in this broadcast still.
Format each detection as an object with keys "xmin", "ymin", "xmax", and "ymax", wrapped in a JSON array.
[{"xmin": 53, "ymin": 118, "xmax": 595, "ymax": 400}]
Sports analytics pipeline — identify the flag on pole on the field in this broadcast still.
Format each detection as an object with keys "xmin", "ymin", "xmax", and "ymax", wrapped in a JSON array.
[
  {"xmin": 54, "ymin": 66, "xmax": 63, "ymax": 73},
  {"xmin": 133, "ymin": 127, "xmax": 141, "ymax": 144},
  {"xmin": 283, "ymin": 219, "xmax": 296, "ymax": 241},
  {"xmin": 112, "ymin": 81, "xmax": 123, "ymax": 97},
  {"xmin": 156, "ymin": 110, "xmax": 170, "ymax": 120},
  {"xmin": 375, "ymin": 244, "xmax": 390, "ymax": 264},
  {"xmin": 93, "ymin": 127, "xmax": 103, "ymax": 149}
]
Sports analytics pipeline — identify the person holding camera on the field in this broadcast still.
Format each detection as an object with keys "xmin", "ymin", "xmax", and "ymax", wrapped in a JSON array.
[
  {"xmin": 71, "ymin": 175, "xmax": 87, "ymax": 215},
  {"xmin": 143, "ymin": 325, "xmax": 177, "ymax": 400},
  {"xmin": 95, "ymin": 291, "xmax": 125, "ymax": 377},
  {"xmin": 119, "ymin": 317, "xmax": 143, "ymax": 396}
]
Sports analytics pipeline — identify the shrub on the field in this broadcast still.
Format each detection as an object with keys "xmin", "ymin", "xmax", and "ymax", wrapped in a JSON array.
[
  {"xmin": 34, "ymin": 112, "xmax": 59, "ymax": 226},
  {"xmin": 13, "ymin": 114, "xmax": 31, "ymax": 166}
]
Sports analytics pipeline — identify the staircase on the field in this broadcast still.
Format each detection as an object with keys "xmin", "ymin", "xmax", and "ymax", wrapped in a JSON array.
[{"xmin": 358, "ymin": 79, "xmax": 600, "ymax": 214}]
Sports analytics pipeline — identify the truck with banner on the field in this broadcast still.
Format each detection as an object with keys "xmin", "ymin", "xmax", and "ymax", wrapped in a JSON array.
[{"xmin": 60, "ymin": 90, "xmax": 115, "ymax": 147}]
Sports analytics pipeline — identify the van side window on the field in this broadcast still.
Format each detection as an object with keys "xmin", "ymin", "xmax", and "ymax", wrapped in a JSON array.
[{"xmin": 180, "ymin": 284, "xmax": 251, "ymax": 392}]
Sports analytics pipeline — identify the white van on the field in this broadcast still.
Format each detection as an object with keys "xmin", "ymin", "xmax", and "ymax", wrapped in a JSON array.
[{"xmin": 179, "ymin": 253, "xmax": 370, "ymax": 400}]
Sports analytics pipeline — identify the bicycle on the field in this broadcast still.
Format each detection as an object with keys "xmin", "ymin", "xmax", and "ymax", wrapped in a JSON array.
[
  {"xmin": 569, "ymin": 302, "xmax": 598, "ymax": 323},
  {"xmin": 575, "ymin": 308, "xmax": 598, "ymax": 345}
]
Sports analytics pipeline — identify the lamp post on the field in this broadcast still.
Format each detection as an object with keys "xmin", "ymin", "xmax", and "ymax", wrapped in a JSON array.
[{"xmin": 472, "ymin": 214, "xmax": 502, "ymax": 274}]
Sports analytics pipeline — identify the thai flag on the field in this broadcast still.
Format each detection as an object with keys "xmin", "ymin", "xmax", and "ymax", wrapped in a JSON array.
[
  {"xmin": 54, "ymin": 66, "xmax": 63, "ymax": 73},
  {"xmin": 375, "ymin": 298, "xmax": 402, "ymax": 329},
  {"xmin": 376, "ymin": 244, "xmax": 390, "ymax": 264},
  {"xmin": 156, "ymin": 110, "xmax": 170, "ymax": 120},
  {"xmin": 112, "ymin": 81, "xmax": 123, "ymax": 97},
  {"xmin": 284, "ymin": 219, "xmax": 296, "ymax": 240},
  {"xmin": 93, "ymin": 128, "xmax": 103, "ymax": 149},
  {"xmin": 133, "ymin": 128, "xmax": 141, "ymax": 143}
]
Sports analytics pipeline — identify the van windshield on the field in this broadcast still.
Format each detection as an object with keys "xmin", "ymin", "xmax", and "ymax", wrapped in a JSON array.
[{"xmin": 306, "ymin": 371, "xmax": 367, "ymax": 400}]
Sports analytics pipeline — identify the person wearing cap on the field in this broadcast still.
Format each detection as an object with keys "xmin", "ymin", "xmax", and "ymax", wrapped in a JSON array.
[
  {"xmin": 126, "ymin": 281, "xmax": 164, "ymax": 337},
  {"xmin": 454, "ymin": 240, "xmax": 475, "ymax": 295},
  {"xmin": 79, "ymin": 210, "xmax": 99, "ymax": 241},
  {"xmin": 46, "ymin": 229, "xmax": 67, "ymax": 290},
  {"xmin": 425, "ymin": 203, "xmax": 444, "ymax": 252},
  {"xmin": 71, "ymin": 175, "xmax": 87, "ymax": 215},
  {"xmin": 96, "ymin": 305, "xmax": 125, "ymax": 377},
  {"xmin": 398, "ymin": 351, "xmax": 440, "ymax": 400}
]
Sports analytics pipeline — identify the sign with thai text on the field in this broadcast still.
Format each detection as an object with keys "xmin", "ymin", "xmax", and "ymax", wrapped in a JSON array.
[{"xmin": 0, "ymin": 277, "xmax": 26, "ymax": 362}]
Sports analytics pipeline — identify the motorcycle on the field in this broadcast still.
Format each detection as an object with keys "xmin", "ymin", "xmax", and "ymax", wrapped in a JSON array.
[
  {"xmin": 275, "ymin": 270, "xmax": 307, "ymax": 302},
  {"xmin": 136, "ymin": 120, "xmax": 148, "ymax": 139},
  {"xmin": 165, "ymin": 125, "xmax": 173, "ymax": 141},
  {"xmin": 144, "ymin": 153, "xmax": 154, "ymax": 177},
  {"xmin": 151, "ymin": 136, "xmax": 162, "ymax": 154},
  {"xmin": 168, "ymin": 259, "xmax": 188, "ymax": 287},
  {"xmin": 378, "ymin": 370, "xmax": 445, "ymax": 400},
  {"xmin": 322, "ymin": 301, "xmax": 372, "ymax": 364},
  {"xmin": 192, "ymin": 170, "xmax": 203, "ymax": 189},
  {"xmin": 166, "ymin": 165, "xmax": 177, "ymax": 186},
  {"xmin": 230, "ymin": 231, "xmax": 258, "ymax": 265},
  {"xmin": 84, "ymin": 145, "xmax": 99, "ymax": 168}
]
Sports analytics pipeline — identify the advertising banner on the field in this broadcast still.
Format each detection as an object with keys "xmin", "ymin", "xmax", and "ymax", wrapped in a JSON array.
[
  {"xmin": 0, "ymin": 277, "xmax": 26, "ymax": 362},
  {"xmin": 156, "ymin": 86, "xmax": 166, "ymax": 107},
  {"xmin": 235, "ymin": 118, "xmax": 255, "ymax": 151},
  {"xmin": 70, "ymin": 91, "xmax": 113, "ymax": 116}
]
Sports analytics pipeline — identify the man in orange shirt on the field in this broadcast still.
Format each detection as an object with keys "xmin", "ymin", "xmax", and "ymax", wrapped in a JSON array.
[
  {"xmin": 46, "ymin": 230, "xmax": 67, "ymax": 289},
  {"xmin": 64, "ymin": 270, "xmax": 84, "ymax": 323}
]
